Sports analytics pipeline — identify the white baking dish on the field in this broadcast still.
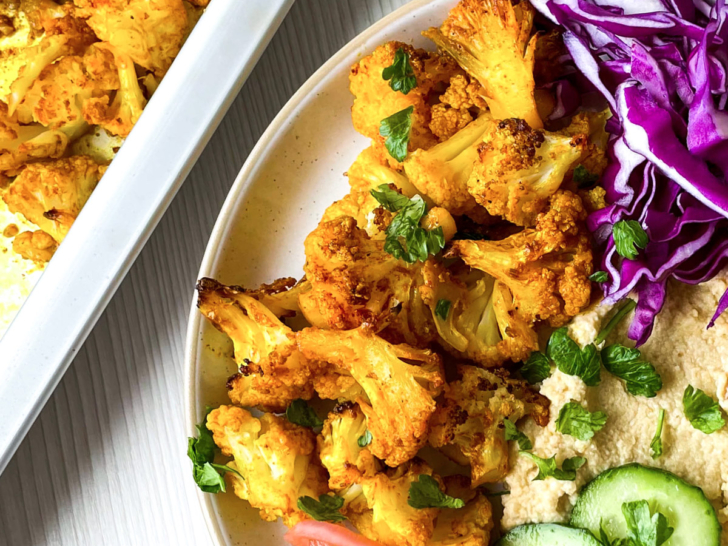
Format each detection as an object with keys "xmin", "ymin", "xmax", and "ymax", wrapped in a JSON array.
[
  {"xmin": 0, "ymin": 0, "xmax": 294, "ymax": 475},
  {"xmin": 183, "ymin": 0, "xmax": 455, "ymax": 543}
]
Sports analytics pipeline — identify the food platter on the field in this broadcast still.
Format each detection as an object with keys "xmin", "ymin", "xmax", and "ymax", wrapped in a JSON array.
[
  {"xmin": 0, "ymin": 0, "xmax": 294, "ymax": 476},
  {"xmin": 184, "ymin": 1, "xmax": 456, "ymax": 543}
]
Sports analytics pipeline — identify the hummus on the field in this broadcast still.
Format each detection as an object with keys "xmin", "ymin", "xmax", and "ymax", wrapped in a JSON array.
[{"xmin": 502, "ymin": 275, "xmax": 728, "ymax": 544}]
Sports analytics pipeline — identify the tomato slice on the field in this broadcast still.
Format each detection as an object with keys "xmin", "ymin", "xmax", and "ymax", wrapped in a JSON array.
[{"xmin": 284, "ymin": 521, "xmax": 382, "ymax": 546}]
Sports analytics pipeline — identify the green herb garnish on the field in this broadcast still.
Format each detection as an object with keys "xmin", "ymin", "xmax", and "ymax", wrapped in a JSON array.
[
  {"xmin": 435, "ymin": 299, "xmax": 452, "ymax": 320},
  {"xmin": 589, "ymin": 271, "xmax": 609, "ymax": 283},
  {"xmin": 556, "ymin": 402, "xmax": 608, "ymax": 441},
  {"xmin": 380, "ymin": 105, "xmax": 414, "ymax": 162},
  {"xmin": 504, "ymin": 418, "xmax": 532, "ymax": 451},
  {"xmin": 286, "ymin": 399, "xmax": 323, "ymax": 428},
  {"xmin": 621, "ymin": 500, "xmax": 674, "ymax": 546},
  {"xmin": 297, "ymin": 494, "xmax": 347, "ymax": 522},
  {"xmin": 574, "ymin": 164, "xmax": 600, "ymax": 187},
  {"xmin": 520, "ymin": 351, "xmax": 552, "ymax": 384},
  {"xmin": 650, "ymin": 409, "xmax": 665, "ymax": 459},
  {"xmin": 547, "ymin": 328, "xmax": 601, "ymax": 387},
  {"xmin": 595, "ymin": 299, "xmax": 637, "ymax": 345},
  {"xmin": 683, "ymin": 385, "xmax": 726, "ymax": 434},
  {"xmin": 520, "ymin": 452, "xmax": 586, "ymax": 481},
  {"xmin": 369, "ymin": 184, "xmax": 411, "ymax": 212},
  {"xmin": 358, "ymin": 430, "xmax": 373, "ymax": 448},
  {"xmin": 613, "ymin": 220, "xmax": 649, "ymax": 260},
  {"xmin": 188, "ymin": 407, "xmax": 243, "ymax": 493},
  {"xmin": 408, "ymin": 474, "xmax": 465, "ymax": 509},
  {"xmin": 601, "ymin": 344, "xmax": 662, "ymax": 397},
  {"xmin": 382, "ymin": 47, "xmax": 417, "ymax": 95}
]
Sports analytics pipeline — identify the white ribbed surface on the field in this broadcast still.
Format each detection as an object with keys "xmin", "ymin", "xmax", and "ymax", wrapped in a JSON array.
[{"xmin": 0, "ymin": 1, "xmax": 408, "ymax": 544}]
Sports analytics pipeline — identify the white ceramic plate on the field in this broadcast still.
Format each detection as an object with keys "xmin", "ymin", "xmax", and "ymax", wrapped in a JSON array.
[
  {"xmin": 184, "ymin": 0, "xmax": 458, "ymax": 544},
  {"xmin": 0, "ymin": 0, "xmax": 293, "ymax": 476}
]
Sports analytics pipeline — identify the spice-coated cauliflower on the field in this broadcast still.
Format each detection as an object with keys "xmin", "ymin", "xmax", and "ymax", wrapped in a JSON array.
[
  {"xmin": 424, "ymin": 0, "xmax": 542, "ymax": 129},
  {"xmin": 428, "ymin": 365, "xmax": 549, "ymax": 486},
  {"xmin": 2, "ymin": 155, "xmax": 105, "ymax": 242},
  {"xmin": 196, "ymin": 278, "xmax": 318, "ymax": 412},
  {"xmin": 297, "ymin": 327, "xmax": 444, "ymax": 467},
  {"xmin": 206, "ymin": 405, "xmax": 329, "ymax": 527},
  {"xmin": 429, "ymin": 476, "xmax": 494, "ymax": 546},
  {"xmin": 448, "ymin": 190, "xmax": 593, "ymax": 327}
]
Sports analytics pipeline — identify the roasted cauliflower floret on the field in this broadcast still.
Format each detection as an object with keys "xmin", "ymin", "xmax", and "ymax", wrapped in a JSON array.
[
  {"xmin": 318, "ymin": 402, "xmax": 380, "ymax": 491},
  {"xmin": 448, "ymin": 191, "xmax": 593, "ymax": 326},
  {"xmin": 12, "ymin": 229, "xmax": 58, "ymax": 262},
  {"xmin": 206, "ymin": 405, "xmax": 329, "ymax": 527},
  {"xmin": 85, "ymin": 43, "xmax": 146, "ymax": 137},
  {"xmin": 467, "ymin": 118, "xmax": 586, "ymax": 227},
  {"xmin": 73, "ymin": 0, "xmax": 188, "ymax": 77},
  {"xmin": 429, "ymin": 74, "xmax": 488, "ymax": 142},
  {"xmin": 14, "ymin": 45, "xmax": 120, "ymax": 138},
  {"xmin": 403, "ymin": 114, "xmax": 493, "ymax": 218},
  {"xmin": 297, "ymin": 327, "xmax": 445, "ymax": 467},
  {"xmin": 347, "ymin": 460, "xmax": 440, "ymax": 546},
  {"xmin": 196, "ymin": 278, "xmax": 318, "ymax": 412},
  {"xmin": 420, "ymin": 261, "xmax": 538, "ymax": 367},
  {"xmin": 424, "ymin": 0, "xmax": 542, "ymax": 129},
  {"xmin": 350, "ymin": 41, "xmax": 462, "ymax": 165},
  {"xmin": 428, "ymin": 365, "xmax": 549, "ymax": 486},
  {"xmin": 3, "ymin": 155, "xmax": 105, "ymax": 243},
  {"xmin": 300, "ymin": 215, "xmax": 436, "ymax": 346},
  {"xmin": 429, "ymin": 476, "xmax": 494, "ymax": 546},
  {"xmin": 0, "ymin": 102, "xmax": 69, "ymax": 173}
]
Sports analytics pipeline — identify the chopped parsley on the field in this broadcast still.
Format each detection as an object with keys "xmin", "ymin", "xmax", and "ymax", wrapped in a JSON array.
[
  {"xmin": 613, "ymin": 220, "xmax": 649, "ymax": 260},
  {"xmin": 595, "ymin": 299, "xmax": 637, "ymax": 345},
  {"xmin": 556, "ymin": 402, "xmax": 608, "ymax": 441},
  {"xmin": 504, "ymin": 418, "xmax": 532, "ymax": 451},
  {"xmin": 358, "ymin": 430, "xmax": 373, "ymax": 448},
  {"xmin": 379, "ymin": 105, "xmax": 414, "ymax": 162},
  {"xmin": 435, "ymin": 299, "xmax": 452, "ymax": 320},
  {"xmin": 621, "ymin": 500, "xmax": 674, "ymax": 546},
  {"xmin": 683, "ymin": 385, "xmax": 726, "ymax": 434},
  {"xmin": 286, "ymin": 399, "xmax": 323, "ymax": 428},
  {"xmin": 574, "ymin": 164, "xmax": 600, "ymax": 188},
  {"xmin": 408, "ymin": 474, "xmax": 465, "ymax": 509},
  {"xmin": 382, "ymin": 47, "xmax": 417, "ymax": 95},
  {"xmin": 188, "ymin": 407, "xmax": 243, "ymax": 493},
  {"xmin": 520, "ymin": 351, "xmax": 552, "ymax": 384},
  {"xmin": 547, "ymin": 328, "xmax": 601, "ymax": 387},
  {"xmin": 650, "ymin": 409, "xmax": 666, "ymax": 459},
  {"xmin": 370, "ymin": 185, "xmax": 445, "ymax": 263},
  {"xmin": 520, "ymin": 452, "xmax": 586, "ymax": 482},
  {"xmin": 601, "ymin": 344, "xmax": 662, "ymax": 397},
  {"xmin": 297, "ymin": 494, "xmax": 347, "ymax": 522},
  {"xmin": 589, "ymin": 271, "xmax": 609, "ymax": 283}
]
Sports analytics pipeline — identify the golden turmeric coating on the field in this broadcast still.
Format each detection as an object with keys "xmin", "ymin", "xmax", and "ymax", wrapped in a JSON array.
[{"xmin": 12, "ymin": 228, "xmax": 57, "ymax": 262}]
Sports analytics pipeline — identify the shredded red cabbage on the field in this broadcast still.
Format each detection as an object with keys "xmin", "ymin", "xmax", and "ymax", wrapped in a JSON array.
[{"xmin": 534, "ymin": 0, "xmax": 728, "ymax": 344}]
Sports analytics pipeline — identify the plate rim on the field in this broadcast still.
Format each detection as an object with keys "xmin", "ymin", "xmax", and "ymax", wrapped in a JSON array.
[{"xmin": 182, "ymin": 0, "xmax": 444, "ymax": 543}]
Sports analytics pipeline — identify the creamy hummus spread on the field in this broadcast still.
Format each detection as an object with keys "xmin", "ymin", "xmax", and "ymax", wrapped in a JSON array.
[{"xmin": 502, "ymin": 274, "xmax": 728, "ymax": 544}]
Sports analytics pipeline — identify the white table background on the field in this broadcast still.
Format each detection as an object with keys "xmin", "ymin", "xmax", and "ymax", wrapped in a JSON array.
[{"xmin": 0, "ymin": 1, "xmax": 409, "ymax": 544}]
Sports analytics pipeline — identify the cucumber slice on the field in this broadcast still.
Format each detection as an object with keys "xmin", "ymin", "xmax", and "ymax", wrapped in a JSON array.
[
  {"xmin": 496, "ymin": 524, "xmax": 602, "ymax": 545},
  {"xmin": 570, "ymin": 464, "xmax": 721, "ymax": 546}
]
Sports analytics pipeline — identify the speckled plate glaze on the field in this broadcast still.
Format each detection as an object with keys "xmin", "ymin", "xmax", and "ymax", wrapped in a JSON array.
[{"xmin": 183, "ymin": 1, "xmax": 457, "ymax": 544}]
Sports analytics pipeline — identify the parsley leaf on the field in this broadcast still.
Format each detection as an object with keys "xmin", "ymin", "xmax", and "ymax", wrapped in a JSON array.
[
  {"xmin": 599, "ymin": 520, "xmax": 616, "ymax": 546},
  {"xmin": 370, "ymin": 184, "xmax": 411, "ymax": 212},
  {"xmin": 621, "ymin": 500, "xmax": 674, "ymax": 546},
  {"xmin": 358, "ymin": 430, "xmax": 373, "ymax": 448},
  {"xmin": 683, "ymin": 385, "xmax": 726, "ymax": 434},
  {"xmin": 613, "ymin": 220, "xmax": 648, "ymax": 260},
  {"xmin": 297, "ymin": 494, "xmax": 347, "ymax": 523},
  {"xmin": 589, "ymin": 271, "xmax": 609, "ymax": 283},
  {"xmin": 556, "ymin": 402, "xmax": 608, "ymax": 441},
  {"xmin": 601, "ymin": 344, "xmax": 662, "ymax": 397},
  {"xmin": 382, "ymin": 47, "xmax": 417, "ymax": 95},
  {"xmin": 380, "ymin": 193, "xmax": 445, "ymax": 263},
  {"xmin": 504, "ymin": 418, "xmax": 533, "ymax": 450},
  {"xmin": 380, "ymin": 105, "xmax": 414, "ymax": 162},
  {"xmin": 595, "ymin": 299, "xmax": 637, "ymax": 345},
  {"xmin": 547, "ymin": 328, "xmax": 601, "ymax": 387},
  {"xmin": 286, "ymin": 399, "xmax": 323, "ymax": 428},
  {"xmin": 574, "ymin": 164, "xmax": 600, "ymax": 188},
  {"xmin": 520, "ymin": 351, "xmax": 552, "ymax": 384},
  {"xmin": 408, "ymin": 474, "xmax": 465, "ymax": 509},
  {"xmin": 520, "ymin": 452, "xmax": 586, "ymax": 481},
  {"xmin": 435, "ymin": 299, "xmax": 451, "ymax": 320},
  {"xmin": 188, "ymin": 408, "xmax": 242, "ymax": 494},
  {"xmin": 650, "ymin": 409, "xmax": 665, "ymax": 459}
]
